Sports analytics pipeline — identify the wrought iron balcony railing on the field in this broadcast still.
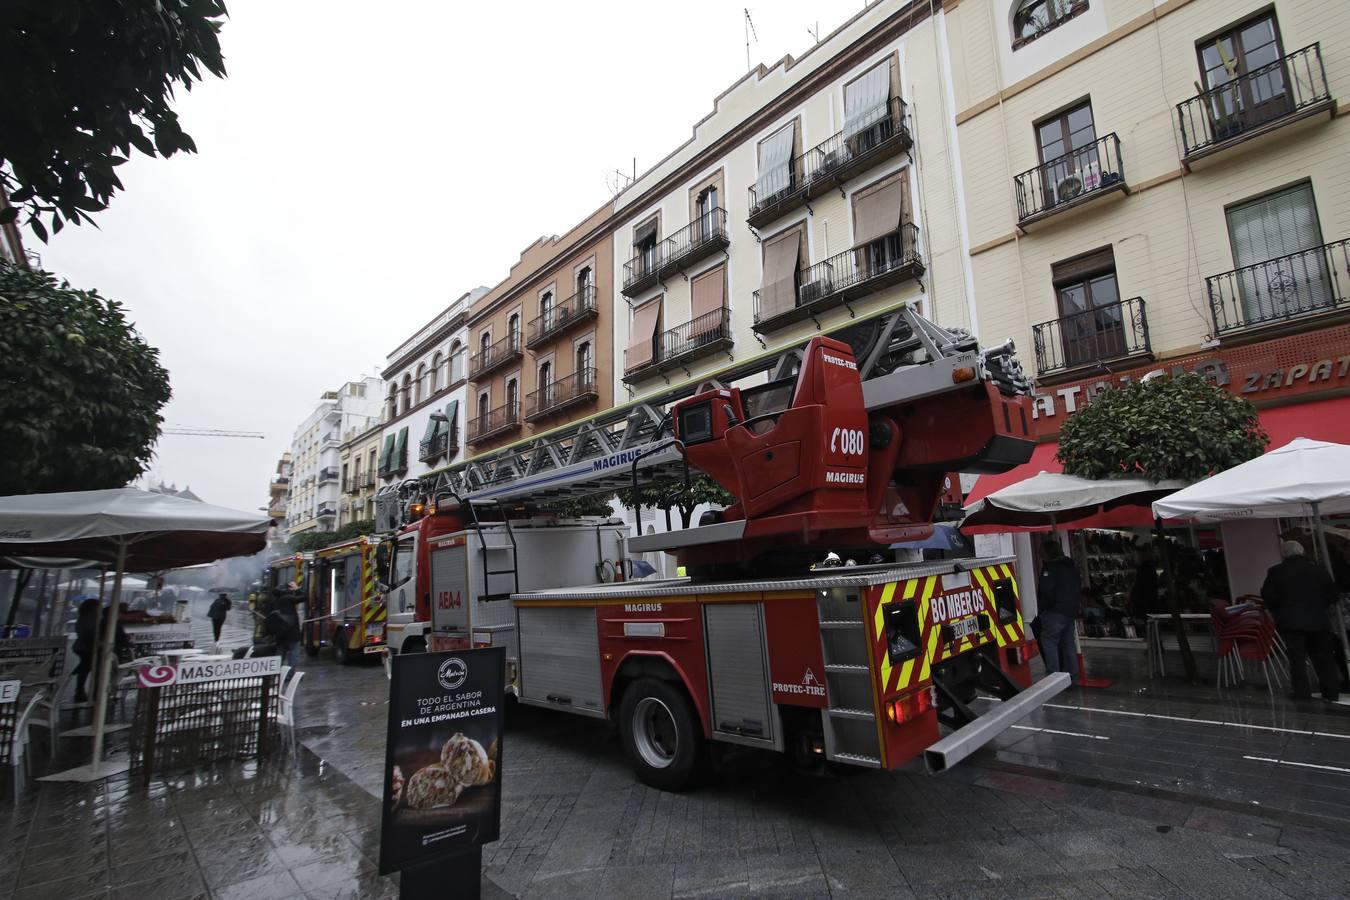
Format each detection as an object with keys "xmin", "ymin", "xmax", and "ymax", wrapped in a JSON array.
[
  {"xmin": 752, "ymin": 224, "xmax": 923, "ymax": 333},
  {"xmin": 316, "ymin": 503, "xmax": 337, "ymax": 518},
  {"xmin": 527, "ymin": 284, "xmax": 598, "ymax": 349},
  {"xmin": 419, "ymin": 431, "xmax": 450, "ymax": 462},
  {"xmin": 1032, "ymin": 296, "xmax": 1151, "ymax": 376},
  {"xmin": 468, "ymin": 332, "xmax": 522, "ymax": 380},
  {"xmin": 525, "ymin": 368, "xmax": 599, "ymax": 421},
  {"xmin": 360, "ymin": 472, "xmax": 376, "ymax": 488},
  {"xmin": 318, "ymin": 467, "xmax": 340, "ymax": 483},
  {"xmin": 624, "ymin": 307, "xmax": 733, "ymax": 380},
  {"xmin": 467, "ymin": 402, "xmax": 521, "ymax": 444},
  {"xmin": 1014, "ymin": 133, "xmax": 1124, "ymax": 224},
  {"xmin": 343, "ymin": 476, "xmax": 360, "ymax": 494},
  {"xmin": 747, "ymin": 157, "xmax": 807, "ymax": 229},
  {"xmin": 1177, "ymin": 44, "xmax": 1331, "ymax": 159},
  {"xmin": 803, "ymin": 97, "xmax": 911, "ymax": 190},
  {"xmin": 622, "ymin": 208, "xmax": 730, "ymax": 296},
  {"xmin": 1206, "ymin": 238, "xmax": 1349, "ymax": 336}
]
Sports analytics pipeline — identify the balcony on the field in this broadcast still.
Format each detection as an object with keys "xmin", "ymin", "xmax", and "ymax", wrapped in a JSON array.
[
  {"xmin": 360, "ymin": 472, "xmax": 376, "ymax": 488},
  {"xmin": 318, "ymin": 467, "xmax": 340, "ymax": 484},
  {"xmin": 527, "ymin": 284, "xmax": 599, "ymax": 349},
  {"xmin": 622, "ymin": 209, "xmax": 730, "ymax": 297},
  {"xmin": 1014, "ymin": 133, "xmax": 1126, "ymax": 228},
  {"xmin": 316, "ymin": 503, "xmax": 337, "ymax": 519},
  {"xmin": 1206, "ymin": 238, "xmax": 1349, "ymax": 337},
  {"xmin": 343, "ymin": 476, "xmax": 361, "ymax": 494},
  {"xmin": 752, "ymin": 224, "xmax": 923, "ymax": 334},
  {"xmin": 744, "ymin": 98, "xmax": 913, "ymax": 232},
  {"xmin": 467, "ymin": 402, "xmax": 521, "ymax": 444},
  {"xmin": 419, "ymin": 431, "xmax": 452, "ymax": 462},
  {"xmin": 525, "ymin": 368, "xmax": 599, "ymax": 421},
  {"xmin": 1177, "ymin": 44, "xmax": 1333, "ymax": 168},
  {"xmin": 469, "ymin": 333, "xmax": 523, "ymax": 380},
  {"xmin": 624, "ymin": 308, "xmax": 734, "ymax": 383},
  {"xmin": 1032, "ymin": 297, "xmax": 1151, "ymax": 377}
]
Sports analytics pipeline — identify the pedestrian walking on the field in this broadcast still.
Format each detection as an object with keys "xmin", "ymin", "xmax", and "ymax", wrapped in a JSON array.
[
  {"xmin": 1037, "ymin": 539, "xmax": 1082, "ymax": 685},
  {"xmin": 266, "ymin": 582, "xmax": 303, "ymax": 668},
  {"xmin": 208, "ymin": 591, "xmax": 232, "ymax": 643},
  {"xmin": 1261, "ymin": 540, "xmax": 1341, "ymax": 703},
  {"xmin": 72, "ymin": 598, "xmax": 130, "ymax": 704}
]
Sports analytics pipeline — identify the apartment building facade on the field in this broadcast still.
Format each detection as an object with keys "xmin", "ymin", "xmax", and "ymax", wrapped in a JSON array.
[
  {"xmin": 465, "ymin": 209, "xmax": 615, "ymax": 451},
  {"xmin": 285, "ymin": 378, "xmax": 383, "ymax": 535},
  {"xmin": 377, "ymin": 289, "xmax": 482, "ymax": 488},
  {"xmin": 338, "ymin": 421, "xmax": 384, "ymax": 527},
  {"xmin": 267, "ymin": 453, "xmax": 292, "ymax": 545},
  {"xmin": 610, "ymin": 0, "xmax": 977, "ymax": 407},
  {"xmin": 946, "ymin": 0, "xmax": 1349, "ymax": 437}
]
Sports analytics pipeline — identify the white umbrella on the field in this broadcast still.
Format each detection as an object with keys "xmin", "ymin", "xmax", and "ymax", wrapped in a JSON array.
[
  {"xmin": 963, "ymin": 471, "xmax": 1190, "ymax": 529},
  {"xmin": 0, "ymin": 488, "xmax": 271, "ymax": 781},
  {"xmin": 1152, "ymin": 438, "xmax": 1350, "ymax": 660}
]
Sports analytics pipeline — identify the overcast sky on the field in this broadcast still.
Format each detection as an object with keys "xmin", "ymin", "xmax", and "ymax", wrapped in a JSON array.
[{"xmin": 40, "ymin": 1, "xmax": 859, "ymax": 512}]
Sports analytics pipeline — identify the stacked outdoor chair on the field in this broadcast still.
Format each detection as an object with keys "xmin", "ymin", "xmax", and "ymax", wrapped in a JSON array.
[{"xmin": 1210, "ymin": 597, "xmax": 1289, "ymax": 694}]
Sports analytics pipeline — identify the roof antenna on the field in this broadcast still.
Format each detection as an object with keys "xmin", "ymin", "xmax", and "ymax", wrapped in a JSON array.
[
  {"xmin": 744, "ymin": 8, "xmax": 758, "ymax": 71},
  {"xmin": 808, "ymin": 21, "xmax": 819, "ymax": 44}
]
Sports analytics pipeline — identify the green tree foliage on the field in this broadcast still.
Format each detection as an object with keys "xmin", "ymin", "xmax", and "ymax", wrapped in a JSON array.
[
  {"xmin": 288, "ymin": 519, "xmax": 375, "ymax": 553},
  {"xmin": 0, "ymin": 263, "xmax": 171, "ymax": 495},
  {"xmin": 617, "ymin": 474, "xmax": 734, "ymax": 530},
  {"xmin": 0, "ymin": 0, "xmax": 229, "ymax": 240},
  {"xmin": 1056, "ymin": 374, "xmax": 1267, "ymax": 481}
]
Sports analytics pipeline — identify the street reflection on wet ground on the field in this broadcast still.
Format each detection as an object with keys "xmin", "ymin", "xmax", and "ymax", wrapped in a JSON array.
[{"xmin": 5, "ymin": 623, "xmax": 1350, "ymax": 898}]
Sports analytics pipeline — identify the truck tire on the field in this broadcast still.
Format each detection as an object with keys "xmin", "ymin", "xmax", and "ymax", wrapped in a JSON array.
[
  {"xmin": 333, "ymin": 628, "xmax": 353, "ymax": 665},
  {"xmin": 400, "ymin": 637, "xmax": 426, "ymax": 655},
  {"xmin": 618, "ymin": 677, "xmax": 702, "ymax": 791}
]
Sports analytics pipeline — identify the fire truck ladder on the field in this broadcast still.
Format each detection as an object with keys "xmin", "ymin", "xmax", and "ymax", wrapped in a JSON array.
[
  {"xmin": 377, "ymin": 306, "xmax": 1030, "ymax": 526},
  {"xmin": 464, "ymin": 499, "xmax": 520, "ymax": 602}
]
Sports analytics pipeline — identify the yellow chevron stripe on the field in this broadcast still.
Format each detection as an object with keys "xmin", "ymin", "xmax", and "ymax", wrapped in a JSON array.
[
  {"xmin": 875, "ymin": 583, "xmax": 896, "ymax": 691},
  {"xmin": 972, "ymin": 568, "xmax": 1007, "ymax": 648}
]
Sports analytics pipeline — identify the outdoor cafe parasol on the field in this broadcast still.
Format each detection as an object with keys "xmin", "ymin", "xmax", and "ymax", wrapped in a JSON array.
[{"xmin": 0, "ymin": 487, "xmax": 270, "ymax": 781}]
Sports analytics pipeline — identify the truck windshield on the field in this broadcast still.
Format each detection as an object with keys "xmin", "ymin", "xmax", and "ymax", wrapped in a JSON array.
[{"xmin": 392, "ymin": 535, "xmax": 415, "ymax": 588}]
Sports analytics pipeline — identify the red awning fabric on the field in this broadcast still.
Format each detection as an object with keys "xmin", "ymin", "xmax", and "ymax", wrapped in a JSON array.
[{"xmin": 961, "ymin": 395, "xmax": 1350, "ymax": 534}]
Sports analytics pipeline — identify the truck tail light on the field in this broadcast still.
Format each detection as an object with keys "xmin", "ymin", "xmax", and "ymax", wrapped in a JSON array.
[{"xmin": 886, "ymin": 688, "xmax": 934, "ymax": 725}]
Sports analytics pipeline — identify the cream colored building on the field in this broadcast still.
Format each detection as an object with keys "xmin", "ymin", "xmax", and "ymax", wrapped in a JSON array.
[
  {"xmin": 609, "ymin": 0, "xmax": 978, "ymax": 406},
  {"xmin": 945, "ymin": 0, "xmax": 1348, "ymax": 414},
  {"xmin": 339, "ymin": 422, "xmax": 384, "ymax": 528}
]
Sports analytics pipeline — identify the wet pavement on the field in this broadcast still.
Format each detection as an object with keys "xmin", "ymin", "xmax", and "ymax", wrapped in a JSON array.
[{"xmin": 5, "ymin": 611, "xmax": 1350, "ymax": 898}]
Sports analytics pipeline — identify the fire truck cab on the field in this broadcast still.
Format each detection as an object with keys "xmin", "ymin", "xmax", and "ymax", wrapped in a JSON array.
[{"xmin": 307, "ymin": 537, "xmax": 388, "ymax": 664}]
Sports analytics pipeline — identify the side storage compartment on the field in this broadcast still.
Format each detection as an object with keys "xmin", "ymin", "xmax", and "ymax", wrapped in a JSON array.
[
  {"xmin": 704, "ymin": 604, "xmax": 776, "ymax": 747},
  {"xmin": 516, "ymin": 605, "xmax": 605, "ymax": 716}
]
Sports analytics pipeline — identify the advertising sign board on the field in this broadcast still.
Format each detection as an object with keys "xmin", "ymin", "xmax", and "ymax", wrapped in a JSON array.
[{"xmin": 379, "ymin": 647, "xmax": 504, "ymax": 888}]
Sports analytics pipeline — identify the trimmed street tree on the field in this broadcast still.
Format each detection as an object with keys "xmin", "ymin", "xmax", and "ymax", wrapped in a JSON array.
[
  {"xmin": 289, "ymin": 519, "xmax": 376, "ymax": 553},
  {"xmin": 1057, "ymin": 373, "xmax": 1267, "ymax": 681},
  {"xmin": 0, "ymin": 1, "xmax": 228, "ymax": 240},
  {"xmin": 0, "ymin": 263, "xmax": 171, "ymax": 496}
]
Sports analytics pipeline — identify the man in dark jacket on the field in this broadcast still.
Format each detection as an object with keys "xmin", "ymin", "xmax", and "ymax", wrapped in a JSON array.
[
  {"xmin": 1261, "ymin": 540, "xmax": 1340, "ymax": 702},
  {"xmin": 208, "ymin": 592, "xmax": 231, "ymax": 643},
  {"xmin": 266, "ymin": 582, "xmax": 304, "ymax": 668},
  {"xmin": 1037, "ymin": 539, "xmax": 1082, "ymax": 685}
]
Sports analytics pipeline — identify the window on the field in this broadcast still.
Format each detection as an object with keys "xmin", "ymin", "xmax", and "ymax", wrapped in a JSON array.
[
  {"xmin": 1225, "ymin": 183, "xmax": 1330, "ymax": 325},
  {"xmin": 540, "ymin": 290, "xmax": 555, "ymax": 329},
  {"xmin": 1052, "ymin": 247, "xmax": 1124, "ymax": 369},
  {"xmin": 400, "ymin": 374, "xmax": 412, "ymax": 412},
  {"xmin": 755, "ymin": 124, "xmax": 797, "ymax": 205},
  {"xmin": 576, "ymin": 266, "xmax": 593, "ymax": 299},
  {"xmin": 430, "ymin": 353, "xmax": 443, "ymax": 393},
  {"xmin": 1035, "ymin": 102, "xmax": 1098, "ymax": 208},
  {"xmin": 449, "ymin": 341, "xmax": 465, "ymax": 383},
  {"xmin": 479, "ymin": 331, "xmax": 491, "ymax": 356},
  {"xmin": 759, "ymin": 225, "xmax": 804, "ymax": 320},
  {"xmin": 1012, "ymin": 0, "xmax": 1088, "ymax": 48},
  {"xmin": 843, "ymin": 59, "xmax": 893, "ymax": 142},
  {"xmin": 695, "ymin": 185, "xmax": 719, "ymax": 239},
  {"xmin": 1198, "ymin": 12, "xmax": 1290, "ymax": 136},
  {"xmin": 505, "ymin": 377, "xmax": 519, "ymax": 414},
  {"xmin": 386, "ymin": 384, "xmax": 399, "ymax": 421},
  {"xmin": 477, "ymin": 391, "xmax": 489, "ymax": 423},
  {"xmin": 634, "ymin": 218, "xmax": 659, "ymax": 277},
  {"xmin": 414, "ymin": 363, "xmax": 427, "ymax": 405},
  {"xmin": 626, "ymin": 299, "xmax": 663, "ymax": 371},
  {"xmin": 508, "ymin": 313, "xmax": 521, "ymax": 348},
  {"xmin": 851, "ymin": 172, "xmax": 909, "ymax": 277},
  {"xmin": 538, "ymin": 360, "xmax": 553, "ymax": 407},
  {"xmin": 576, "ymin": 340, "xmax": 593, "ymax": 379}
]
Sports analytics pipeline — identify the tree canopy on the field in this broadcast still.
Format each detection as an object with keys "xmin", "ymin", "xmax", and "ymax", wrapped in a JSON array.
[
  {"xmin": 0, "ymin": 0, "xmax": 228, "ymax": 240},
  {"xmin": 289, "ymin": 519, "xmax": 375, "ymax": 553},
  {"xmin": 1056, "ymin": 373, "xmax": 1267, "ymax": 481},
  {"xmin": 0, "ymin": 263, "xmax": 171, "ymax": 495}
]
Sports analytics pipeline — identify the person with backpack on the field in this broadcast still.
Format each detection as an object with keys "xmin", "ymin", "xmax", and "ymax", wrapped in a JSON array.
[
  {"xmin": 266, "ymin": 582, "xmax": 304, "ymax": 668},
  {"xmin": 1037, "ymin": 539, "xmax": 1083, "ymax": 686},
  {"xmin": 208, "ymin": 592, "xmax": 232, "ymax": 643}
]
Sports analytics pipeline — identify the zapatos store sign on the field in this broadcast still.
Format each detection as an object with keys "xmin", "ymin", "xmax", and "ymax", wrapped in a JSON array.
[{"xmin": 1031, "ymin": 325, "xmax": 1350, "ymax": 432}]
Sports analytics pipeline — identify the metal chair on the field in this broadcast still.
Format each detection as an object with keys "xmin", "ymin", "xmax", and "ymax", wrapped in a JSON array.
[{"xmin": 9, "ymin": 691, "xmax": 45, "ymax": 793}]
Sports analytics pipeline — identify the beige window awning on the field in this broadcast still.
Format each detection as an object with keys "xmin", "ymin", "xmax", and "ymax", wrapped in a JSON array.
[
  {"xmin": 853, "ymin": 177, "xmax": 905, "ymax": 248},
  {"xmin": 844, "ymin": 61, "xmax": 890, "ymax": 139},
  {"xmin": 755, "ymin": 123, "xmax": 796, "ymax": 201},
  {"xmin": 690, "ymin": 265, "xmax": 726, "ymax": 337},
  {"xmin": 626, "ymin": 299, "xmax": 662, "ymax": 370},
  {"xmin": 759, "ymin": 230, "xmax": 802, "ymax": 321}
]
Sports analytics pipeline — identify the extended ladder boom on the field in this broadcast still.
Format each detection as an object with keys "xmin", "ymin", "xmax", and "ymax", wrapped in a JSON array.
[{"xmin": 377, "ymin": 307, "xmax": 1030, "ymax": 531}]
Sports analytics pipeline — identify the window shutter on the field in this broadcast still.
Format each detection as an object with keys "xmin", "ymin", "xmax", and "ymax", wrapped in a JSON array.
[
  {"xmin": 626, "ymin": 299, "xmax": 663, "ymax": 370},
  {"xmin": 444, "ymin": 399, "xmax": 459, "ymax": 443},
  {"xmin": 844, "ymin": 62, "xmax": 890, "ymax": 139},
  {"xmin": 1051, "ymin": 246, "xmax": 1116, "ymax": 284},
  {"xmin": 690, "ymin": 265, "xmax": 726, "ymax": 337},
  {"xmin": 852, "ymin": 176, "xmax": 906, "ymax": 248},
  {"xmin": 755, "ymin": 124, "xmax": 796, "ymax": 200},
  {"xmin": 394, "ymin": 427, "xmax": 409, "ymax": 470},
  {"xmin": 759, "ymin": 229, "xmax": 802, "ymax": 320},
  {"xmin": 378, "ymin": 434, "xmax": 395, "ymax": 473}
]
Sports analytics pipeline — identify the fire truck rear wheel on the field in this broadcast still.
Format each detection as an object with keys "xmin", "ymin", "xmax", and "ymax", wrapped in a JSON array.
[
  {"xmin": 332, "ymin": 628, "xmax": 354, "ymax": 665},
  {"xmin": 619, "ymin": 678, "xmax": 702, "ymax": 791}
]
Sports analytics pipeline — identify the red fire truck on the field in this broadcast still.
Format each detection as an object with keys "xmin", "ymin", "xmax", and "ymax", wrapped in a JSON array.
[{"xmin": 373, "ymin": 308, "xmax": 1067, "ymax": 788}]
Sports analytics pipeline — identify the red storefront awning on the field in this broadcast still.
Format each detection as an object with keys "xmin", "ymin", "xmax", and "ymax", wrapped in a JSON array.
[{"xmin": 962, "ymin": 395, "xmax": 1350, "ymax": 533}]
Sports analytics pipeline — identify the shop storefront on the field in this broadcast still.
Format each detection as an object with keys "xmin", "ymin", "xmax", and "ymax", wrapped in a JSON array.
[{"xmin": 966, "ymin": 324, "xmax": 1350, "ymax": 657}]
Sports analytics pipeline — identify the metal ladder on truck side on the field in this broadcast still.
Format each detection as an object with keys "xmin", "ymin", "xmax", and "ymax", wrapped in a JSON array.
[
  {"xmin": 465, "ymin": 500, "xmax": 520, "ymax": 603},
  {"xmin": 816, "ymin": 586, "xmax": 882, "ymax": 767}
]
